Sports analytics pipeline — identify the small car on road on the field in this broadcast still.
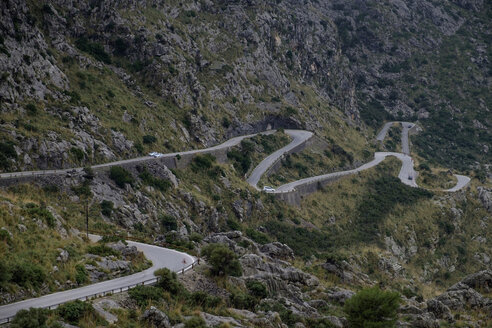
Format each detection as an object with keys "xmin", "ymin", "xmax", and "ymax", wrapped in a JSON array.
[
  {"xmin": 262, "ymin": 186, "xmax": 276, "ymax": 192},
  {"xmin": 149, "ymin": 152, "xmax": 164, "ymax": 158}
]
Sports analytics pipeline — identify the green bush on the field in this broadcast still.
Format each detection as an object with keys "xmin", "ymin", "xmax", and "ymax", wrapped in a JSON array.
[
  {"xmin": 226, "ymin": 219, "xmax": 241, "ymax": 231},
  {"xmin": 229, "ymin": 290, "xmax": 257, "ymax": 310},
  {"xmin": 246, "ymin": 280, "xmax": 268, "ymax": 299},
  {"xmin": 72, "ymin": 181, "xmax": 92, "ymax": 197},
  {"xmin": 0, "ymin": 141, "xmax": 17, "ymax": 170},
  {"xmin": 139, "ymin": 168, "xmax": 171, "ymax": 192},
  {"xmin": 87, "ymin": 244, "xmax": 119, "ymax": 257},
  {"xmin": 344, "ymin": 287, "xmax": 400, "ymax": 328},
  {"xmin": 355, "ymin": 176, "xmax": 432, "ymax": 242},
  {"xmin": 83, "ymin": 167, "xmax": 95, "ymax": 180},
  {"xmin": 109, "ymin": 166, "xmax": 134, "ymax": 188},
  {"xmin": 227, "ymin": 149, "xmax": 252, "ymax": 175},
  {"xmin": 11, "ymin": 308, "xmax": 50, "ymax": 328},
  {"xmin": 75, "ymin": 37, "xmax": 111, "ymax": 64},
  {"xmin": 142, "ymin": 135, "xmax": 157, "ymax": 144},
  {"xmin": 245, "ymin": 228, "xmax": 270, "ymax": 245},
  {"xmin": 26, "ymin": 103, "xmax": 37, "ymax": 115},
  {"xmin": 10, "ymin": 261, "xmax": 46, "ymax": 288},
  {"xmin": 154, "ymin": 268, "xmax": 186, "ymax": 296},
  {"xmin": 188, "ymin": 291, "xmax": 222, "ymax": 309},
  {"xmin": 0, "ymin": 260, "xmax": 11, "ymax": 288},
  {"xmin": 70, "ymin": 147, "xmax": 85, "ymax": 161},
  {"xmin": 263, "ymin": 221, "xmax": 332, "ymax": 257},
  {"xmin": 57, "ymin": 300, "xmax": 93, "ymax": 324},
  {"xmin": 100, "ymin": 200, "xmax": 113, "ymax": 217},
  {"xmin": 160, "ymin": 214, "xmax": 177, "ymax": 231},
  {"xmin": 0, "ymin": 229, "xmax": 11, "ymax": 243},
  {"xmin": 191, "ymin": 154, "xmax": 216, "ymax": 170},
  {"xmin": 128, "ymin": 285, "xmax": 162, "ymax": 307},
  {"xmin": 184, "ymin": 316, "xmax": 207, "ymax": 328},
  {"xmin": 201, "ymin": 243, "xmax": 242, "ymax": 277},
  {"xmin": 75, "ymin": 264, "xmax": 88, "ymax": 285}
]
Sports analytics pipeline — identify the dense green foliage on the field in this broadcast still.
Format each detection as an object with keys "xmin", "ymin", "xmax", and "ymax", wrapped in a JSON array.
[
  {"xmin": 11, "ymin": 308, "xmax": 50, "ymax": 328},
  {"xmin": 355, "ymin": 176, "xmax": 432, "ymax": 242},
  {"xmin": 57, "ymin": 300, "xmax": 93, "ymax": 324},
  {"xmin": 155, "ymin": 268, "xmax": 187, "ymax": 296},
  {"xmin": 23, "ymin": 203, "xmax": 55, "ymax": 228},
  {"xmin": 191, "ymin": 154, "xmax": 223, "ymax": 178},
  {"xmin": 229, "ymin": 289, "xmax": 258, "ymax": 310},
  {"xmin": 0, "ymin": 141, "xmax": 17, "ymax": 170},
  {"xmin": 201, "ymin": 243, "xmax": 242, "ymax": 276},
  {"xmin": 184, "ymin": 316, "xmax": 207, "ymax": 328},
  {"xmin": 160, "ymin": 214, "xmax": 178, "ymax": 231},
  {"xmin": 188, "ymin": 291, "xmax": 222, "ymax": 309},
  {"xmin": 264, "ymin": 221, "xmax": 332, "ymax": 257},
  {"xmin": 100, "ymin": 200, "xmax": 113, "ymax": 217},
  {"xmin": 245, "ymin": 228, "xmax": 270, "ymax": 245},
  {"xmin": 139, "ymin": 167, "xmax": 171, "ymax": 192},
  {"xmin": 109, "ymin": 166, "xmax": 134, "ymax": 188},
  {"xmin": 128, "ymin": 285, "xmax": 163, "ymax": 306},
  {"xmin": 142, "ymin": 135, "xmax": 157, "ymax": 144},
  {"xmin": 344, "ymin": 287, "xmax": 400, "ymax": 328},
  {"xmin": 246, "ymin": 280, "xmax": 269, "ymax": 299},
  {"xmin": 10, "ymin": 261, "xmax": 46, "ymax": 288},
  {"xmin": 75, "ymin": 37, "xmax": 111, "ymax": 64}
]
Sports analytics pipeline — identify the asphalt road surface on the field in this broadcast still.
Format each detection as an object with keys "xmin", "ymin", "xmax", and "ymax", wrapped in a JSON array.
[
  {"xmin": 0, "ymin": 121, "xmax": 470, "ymax": 321},
  {"xmin": 445, "ymin": 175, "xmax": 471, "ymax": 192},
  {"xmin": 246, "ymin": 130, "xmax": 313, "ymax": 189},
  {"xmin": 0, "ymin": 235, "xmax": 195, "ymax": 323},
  {"xmin": 0, "ymin": 131, "xmax": 277, "ymax": 179},
  {"xmin": 274, "ymin": 152, "xmax": 417, "ymax": 192},
  {"xmin": 271, "ymin": 122, "xmax": 467, "ymax": 194}
]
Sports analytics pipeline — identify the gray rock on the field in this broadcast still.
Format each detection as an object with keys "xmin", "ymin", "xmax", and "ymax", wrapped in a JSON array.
[
  {"xmin": 107, "ymin": 241, "xmax": 138, "ymax": 259},
  {"xmin": 96, "ymin": 258, "xmax": 130, "ymax": 272},
  {"xmin": 322, "ymin": 316, "xmax": 345, "ymax": 328},
  {"xmin": 435, "ymin": 282, "xmax": 487, "ymax": 310},
  {"xmin": 56, "ymin": 248, "xmax": 69, "ymax": 263},
  {"xmin": 325, "ymin": 288, "xmax": 355, "ymax": 305},
  {"xmin": 92, "ymin": 299, "xmax": 120, "ymax": 324},
  {"xmin": 460, "ymin": 270, "xmax": 492, "ymax": 293},
  {"xmin": 260, "ymin": 242, "xmax": 294, "ymax": 260},
  {"xmin": 141, "ymin": 306, "xmax": 171, "ymax": 328},
  {"xmin": 201, "ymin": 312, "xmax": 245, "ymax": 327},
  {"xmin": 401, "ymin": 312, "xmax": 439, "ymax": 328},
  {"xmin": 426, "ymin": 299, "xmax": 453, "ymax": 321},
  {"xmin": 478, "ymin": 187, "xmax": 492, "ymax": 213}
]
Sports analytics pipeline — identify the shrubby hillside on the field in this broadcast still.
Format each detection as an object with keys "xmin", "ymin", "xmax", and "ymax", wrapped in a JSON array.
[{"xmin": 0, "ymin": 0, "xmax": 491, "ymax": 327}]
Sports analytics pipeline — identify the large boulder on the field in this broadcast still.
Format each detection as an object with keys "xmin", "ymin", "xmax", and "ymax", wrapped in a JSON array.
[
  {"xmin": 260, "ymin": 242, "xmax": 294, "ymax": 260},
  {"xmin": 435, "ymin": 282, "xmax": 487, "ymax": 311},
  {"xmin": 107, "ymin": 241, "xmax": 139, "ymax": 259},
  {"xmin": 460, "ymin": 270, "xmax": 492, "ymax": 293},
  {"xmin": 141, "ymin": 306, "xmax": 171, "ymax": 328},
  {"xmin": 426, "ymin": 299, "xmax": 453, "ymax": 321},
  {"xmin": 478, "ymin": 187, "xmax": 492, "ymax": 213}
]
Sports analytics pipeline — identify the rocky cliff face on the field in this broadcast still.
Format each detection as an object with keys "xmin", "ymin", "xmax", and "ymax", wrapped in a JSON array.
[{"xmin": 0, "ymin": 0, "xmax": 489, "ymax": 171}]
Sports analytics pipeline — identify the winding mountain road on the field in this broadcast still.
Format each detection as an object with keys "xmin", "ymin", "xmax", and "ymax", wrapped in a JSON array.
[
  {"xmin": 0, "ymin": 236, "xmax": 195, "ymax": 324},
  {"xmin": 255, "ymin": 122, "xmax": 468, "ymax": 194},
  {"xmin": 247, "ymin": 130, "xmax": 313, "ymax": 189},
  {"xmin": 0, "ymin": 121, "xmax": 471, "ymax": 322},
  {"xmin": 0, "ymin": 131, "xmax": 279, "ymax": 179}
]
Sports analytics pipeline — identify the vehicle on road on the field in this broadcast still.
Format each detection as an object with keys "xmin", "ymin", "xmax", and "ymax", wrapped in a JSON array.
[
  {"xmin": 262, "ymin": 186, "xmax": 276, "ymax": 192},
  {"xmin": 149, "ymin": 152, "xmax": 164, "ymax": 158},
  {"xmin": 408, "ymin": 175, "xmax": 413, "ymax": 180}
]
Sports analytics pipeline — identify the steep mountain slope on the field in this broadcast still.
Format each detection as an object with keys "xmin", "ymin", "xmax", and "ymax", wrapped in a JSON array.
[
  {"xmin": 0, "ymin": 0, "xmax": 491, "ymax": 327},
  {"xmin": 1, "ymin": 0, "xmax": 489, "ymax": 172}
]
